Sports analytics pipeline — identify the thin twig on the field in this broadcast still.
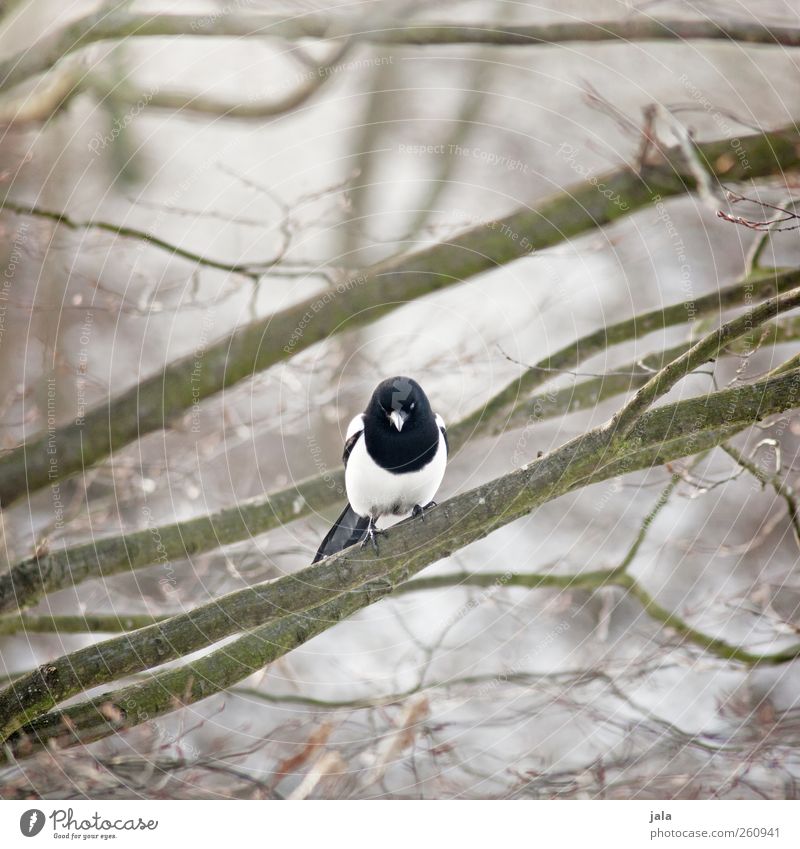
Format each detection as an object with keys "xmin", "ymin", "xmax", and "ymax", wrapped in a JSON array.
[
  {"xmin": 0, "ymin": 198, "xmax": 285, "ymax": 280},
  {"xmin": 722, "ymin": 443, "xmax": 800, "ymax": 549},
  {"xmin": 2, "ymin": 365, "xmax": 799, "ymax": 757},
  {"xmin": 720, "ymin": 190, "xmax": 800, "ymax": 233}
]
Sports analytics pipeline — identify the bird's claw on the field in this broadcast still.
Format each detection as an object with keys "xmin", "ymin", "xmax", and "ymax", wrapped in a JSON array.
[
  {"xmin": 412, "ymin": 501, "xmax": 438, "ymax": 523},
  {"xmin": 361, "ymin": 519, "xmax": 384, "ymax": 554}
]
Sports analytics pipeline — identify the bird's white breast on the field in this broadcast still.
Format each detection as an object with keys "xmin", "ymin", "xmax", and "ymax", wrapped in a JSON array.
[{"xmin": 346, "ymin": 429, "xmax": 447, "ymax": 519}]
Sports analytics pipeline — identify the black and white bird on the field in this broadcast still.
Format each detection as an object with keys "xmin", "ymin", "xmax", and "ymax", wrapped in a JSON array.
[{"xmin": 312, "ymin": 376, "xmax": 448, "ymax": 563}]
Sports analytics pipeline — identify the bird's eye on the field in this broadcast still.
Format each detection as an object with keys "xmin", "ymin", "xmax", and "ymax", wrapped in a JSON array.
[{"xmin": 410, "ymin": 402, "xmax": 416, "ymax": 410}]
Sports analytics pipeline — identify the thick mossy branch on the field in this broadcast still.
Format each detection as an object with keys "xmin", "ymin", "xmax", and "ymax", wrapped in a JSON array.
[
  {"xmin": 3, "ymin": 12, "xmax": 800, "ymax": 97},
  {"xmin": 3, "ymin": 272, "xmax": 799, "ymax": 616},
  {"xmin": 461, "ymin": 267, "xmax": 800, "ymax": 440},
  {"xmin": 2, "ymin": 367, "xmax": 799, "ymax": 753},
  {"xmin": 0, "ymin": 471, "xmax": 349, "ymax": 617},
  {"xmin": 607, "ymin": 285, "xmax": 800, "ymax": 435},
  {"xmin": 2, "ymin": 590, "xmax": 389, "ymax": 759},
  {"xmin": 1, "ymin": 125, "xmax": 798, "ymax": 508},
  {"xmin": 0, "ymin": 613, "xmax": 166, "ymax": 636}
]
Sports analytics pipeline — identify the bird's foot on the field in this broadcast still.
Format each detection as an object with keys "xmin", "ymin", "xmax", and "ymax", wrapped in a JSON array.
[
  {"xmin": 360, "ymin": 518, "xmax": 384, "ymax": 554},
  {"xmin": 412, "ymin": 501, "xmax": 438, "ymax": 522}
]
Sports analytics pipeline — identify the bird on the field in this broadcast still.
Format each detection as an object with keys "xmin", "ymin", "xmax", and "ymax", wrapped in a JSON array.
[{"xmin": 312, "ymin": 376, "xmax": 448, "ymax": 563}]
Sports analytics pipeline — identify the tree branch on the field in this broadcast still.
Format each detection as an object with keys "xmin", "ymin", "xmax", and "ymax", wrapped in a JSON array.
[
  {"xmin": 0, "ymin": 199, "xmax": 285, "ymax": 280},
  {"xmin": 4, "ymin": 12, "xmax": 800, "ymax": 96},
  {"xmin": 398, "ymin": 469, "xmax": 800, "ymax": 665},
  {"xmin": 454, "ymin": 266, "xmax": 800, "ymax": 442},
  {"xmin": 0, "ymin": 9, "xmax": 332, "ymax": 97},
  {"xmin": 0, "ymin": 66, "xmax": 82, "ymax": 126},
  {"xmin": 0, "ymin": 613, "xmax": 166, "ymax": 636},
  {"xmin": 1, "ymin": 117, "xmax": 797, "ymax": 513},
  {"xmin": 4, "ymin": 271, "xmax": 799, "ymax": 615},
  {"xmin": 2, "ymin": 365, "xmax": 799, "ymax": 754},
  {"xmin": 398, "ymin": 570, "xmax": 800, "ymax": 665},
  {"xmin": 607, "ymin": 284, "xmax": 800, "ymax": 436},
  {"xmin": 722, "ymin": 442, "xmax": 800, "ymax": 547},
  {"xmin": 85, "ymin": 28, "xmax": 357, "ymax": 123}
]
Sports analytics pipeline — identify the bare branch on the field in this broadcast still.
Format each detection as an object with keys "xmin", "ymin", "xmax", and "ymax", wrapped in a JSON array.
[
  {"xmin": 607, "ymin": 284, "xmax": 800, "ymax": 437},
  {"xmin": 719, "ymin": 189, "xmax": 800, "ymax": 233},
  {"xmin": 455, "ymin": 266, "xmax": 800, "ymax": 441},
  {"xmin": 87, "ymin": 32, "xmax": 356, "ymax": 122},
  {"xmin": 4, "ymin": 12, "xmax": 800, "ymax": 97},
  {"xmin": 399, "ymin": 469, "xmax": 800, "ymax": 664},
  {"xmin": 0, "ymin": 199, "xmax": 285, "ymax": 280},
  {"xmin": 3, "ymin": 120, "xmax": 793, "ymax": 508},
  {"xmin": 0, "ymin": 10, "xmax": 332, "ymax": 97},
  {"xmin": 0, "ymin": 66, "xmax": 82, "ymax": 126},
  {"xmin": 2, "ymin": 364, "xmax": 799, "ymax": 755},
  {"xmin": 722, "ymin": 442, "xmax": 800, "ymax": 548},
  {"xmin": 4, "ymin": 271, "xmax": 799, "ymax": 615}
]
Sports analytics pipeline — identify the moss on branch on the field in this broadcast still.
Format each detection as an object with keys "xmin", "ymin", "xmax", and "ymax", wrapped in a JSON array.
[
  {"xmin": 4, "ymin": 273, "xmax": 799, "ymax": 616},
  {"xmin": 2, "ymin": 125, "xmax": 798, "ymax": 508},
  {"xmin": 458, "ymin": 267, "xmax": 800, "ymax": 440},
  {"xmin": 2, "ymin": 366, "xmax": 799, "ymax": 755},
  {"xmin": 0, "ymin": 613, "xmax": 166, "ymax": 636}
]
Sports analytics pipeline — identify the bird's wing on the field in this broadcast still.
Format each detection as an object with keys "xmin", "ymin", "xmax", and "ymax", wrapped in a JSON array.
[
  {"xmin": 435, "ymin": 413, "xmax": 449, "ymax": 455},
  {"xmin": 343, "ymin": 413, "xmax": 365, "ymax": 467}
]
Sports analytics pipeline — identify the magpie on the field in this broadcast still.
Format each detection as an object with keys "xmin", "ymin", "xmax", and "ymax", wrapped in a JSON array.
[{"xmin": 312, "ymin": 376, "xmax": 448, "ymax": 563}]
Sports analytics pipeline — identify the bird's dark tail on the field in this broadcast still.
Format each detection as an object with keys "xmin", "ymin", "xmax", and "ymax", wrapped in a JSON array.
[{"xmin": 312, "ymin": 502, "xmax": 370, "ymax": 563}]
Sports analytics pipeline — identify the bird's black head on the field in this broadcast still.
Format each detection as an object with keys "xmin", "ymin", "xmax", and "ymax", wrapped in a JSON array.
[{"xmin": 367, "ymin": 376, "xmax": 432, "ymax": 433}]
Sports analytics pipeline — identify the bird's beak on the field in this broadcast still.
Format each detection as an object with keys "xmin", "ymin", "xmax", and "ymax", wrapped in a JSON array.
[{"xmin": 389, "ymin": 410, "xmax": 408, "ymax": 432}]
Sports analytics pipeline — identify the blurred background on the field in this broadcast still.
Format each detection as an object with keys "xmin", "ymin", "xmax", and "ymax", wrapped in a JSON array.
[{"xmin": 1, "ymin": 0, "xmax": 800, "ymax": 798}]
